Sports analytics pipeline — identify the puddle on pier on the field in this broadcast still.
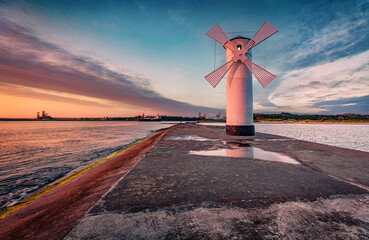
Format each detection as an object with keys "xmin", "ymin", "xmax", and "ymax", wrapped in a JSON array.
[
  {"xmin": 189, "ymin": 146, "xmax": 300, "ymax": 165},
  {"xmin": 165, "ymin": 135, "xmax": 216, "ymax": 141},
  {"xmin": 165, "ymin": 134, "xmax": 300, "ymax": 164}
]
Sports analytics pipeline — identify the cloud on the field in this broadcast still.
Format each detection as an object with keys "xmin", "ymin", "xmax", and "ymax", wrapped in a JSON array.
[
  {"xmin": 271, "ymin": 0, "xmax": 369, "ymax": 73},
  {"xmin": 260, "ymin": 1, "xmax": 369, "ymax": 114},
  {"xmin": 269, "ymin": 50, "xmax": 369, "ymax": 114},
  {"xmin": 313, "ymin": 95, "xmax": 369, "ymax": 114},
  {"xmin": 0, "ymin": 83, "xmax": 115, "ymax": 108},
  {"xmin": 0, "ymin": 17, "xmax": 220, "ymax": 116}
]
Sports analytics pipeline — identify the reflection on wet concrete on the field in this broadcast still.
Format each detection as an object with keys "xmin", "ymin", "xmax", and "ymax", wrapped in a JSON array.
[
  {"xmin": 165, "ymin": 135, "xmax": 216, "ymax": 141},
  {"xmin": 190, "ymin": 146, "xmax": 300, "ymax": 165}
]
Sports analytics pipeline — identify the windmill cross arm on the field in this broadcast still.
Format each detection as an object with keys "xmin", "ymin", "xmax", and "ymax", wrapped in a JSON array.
[
  {"xmin": 244, "ymin": 21, "xmax": 278, "ymax": 52},
  {"xmin": 205, "ymin": 60, "xmax": 235, "ymax": 88},
  {"xmin": 206, "ymin": 23, "xmax": 235, "ymax": 51},
  {"xmin": 244, "ymin": 59, "xmax": 276, "ymax": 88}
]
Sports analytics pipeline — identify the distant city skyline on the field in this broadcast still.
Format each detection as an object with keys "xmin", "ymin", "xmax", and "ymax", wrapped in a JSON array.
[{"xmin": 0, "ymin": 0, "xmax": 368, "ymax": 118}]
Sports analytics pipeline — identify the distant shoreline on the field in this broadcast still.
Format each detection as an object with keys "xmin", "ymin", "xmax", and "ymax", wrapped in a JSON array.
[
  {"xmin": 198, "ymin": 120, "xmax": 369, "ymax": 124},
  {"xmin": 255, "ymin": 120, "xmax": 369, "ymax": 125},
  {"xmin": 1, "ymin": 119, "xmax": 368, "ymax": 124},
  {"xmin": 0, "ymin": 119, "xmax": 134, "ymax": 121}
]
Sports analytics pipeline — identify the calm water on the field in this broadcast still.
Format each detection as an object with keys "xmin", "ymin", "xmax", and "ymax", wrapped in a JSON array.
[
  {"xmin": 255, "ymin": 123, "xmax": 369, "ymax": 152},
  {"xmin": 0, "ymin": 121, "xmax": 174, "ymax": 210},
  {"xmin": 198, "ymin": 122, "xmax": 369, "ymax": 152}
]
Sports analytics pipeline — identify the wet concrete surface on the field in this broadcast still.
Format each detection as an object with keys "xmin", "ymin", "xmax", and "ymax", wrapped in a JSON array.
[
  {"xmin": 189, "ymin": 146, "xmax": 301, "ymax": 164},
  {"xmin": 66, "ymin": 123, "xmax": 369, "ymax": 239}
]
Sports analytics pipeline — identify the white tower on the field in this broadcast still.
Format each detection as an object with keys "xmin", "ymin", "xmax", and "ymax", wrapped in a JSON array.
[
  {"xmin": 226, "ymin": 37, "xmax": 253, "ymax": 135},
  {"xmin": 205, "ymin": 22, "xmax": 278, "ymax": 136}
]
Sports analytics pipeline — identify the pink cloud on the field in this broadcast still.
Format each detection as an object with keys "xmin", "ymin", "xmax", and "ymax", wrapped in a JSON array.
[{"xmin": 0, "ymin": 17, "xmax": 220, "ymax": 116}]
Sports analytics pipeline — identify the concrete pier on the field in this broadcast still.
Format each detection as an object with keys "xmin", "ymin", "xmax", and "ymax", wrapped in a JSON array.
[
  {"xmin": 66, "ymin": 123, "xmax": 369, "ymax": 239},
  {"xmin": 1, "ymin": 123, "xmax": 368, "ymax": 239}
]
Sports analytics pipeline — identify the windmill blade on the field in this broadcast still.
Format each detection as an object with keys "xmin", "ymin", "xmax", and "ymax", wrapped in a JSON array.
[
  {"xmin": 244, "ymin": 21, "xmax": 278, "ymax": 52},
  {"xmin": 244, "ymin": 59, "xmax": 276, "ymax": 88},
  {"xmin": 206, "ymin": 23, "xmax": 234, "ymax": 50},
  {"xmin": 205, "ymin": 60, "xmax": 235, "ymax": 88}
]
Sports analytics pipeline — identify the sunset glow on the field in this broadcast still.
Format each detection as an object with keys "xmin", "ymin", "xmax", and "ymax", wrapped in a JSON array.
[{"xmin": 0, "ymin": 0, "xmax": 368, "ymax": 118}]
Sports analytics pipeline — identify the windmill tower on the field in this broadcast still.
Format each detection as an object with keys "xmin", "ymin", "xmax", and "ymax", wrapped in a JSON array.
[{"xmin": 205, "ymin": 22, "xmax": 278, "ymax": 136}]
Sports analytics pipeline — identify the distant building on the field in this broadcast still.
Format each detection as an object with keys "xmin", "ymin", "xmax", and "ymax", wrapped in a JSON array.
[
  {"xmin": 36, "ymin": 110, "xmax": 53, "ymax": 120},
  {"xmin": 137, "ymin": 113, "xmax": 161, "ymax": 121}
]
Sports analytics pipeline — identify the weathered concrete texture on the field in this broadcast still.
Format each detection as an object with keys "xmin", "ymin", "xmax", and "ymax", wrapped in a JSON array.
[
  {"xmin": 66, "ymin": 194, "xmax": 369, "ymax": 240},
  {"xmin": 66, "ymin": 123, "xmax": 369, "ymax": 239}
]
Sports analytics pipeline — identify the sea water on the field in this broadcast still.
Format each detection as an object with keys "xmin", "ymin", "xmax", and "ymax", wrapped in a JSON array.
[
  {"xmin": 255, "ymin": 123, "xmax": 369, "ymax": 152},
  {"xmin": 0, "ymin": 121, "xmax": 174, "ymax": 210},
  {"xmin": 197, "ymin": 122, "xmax": 369, "ymax": 152}
]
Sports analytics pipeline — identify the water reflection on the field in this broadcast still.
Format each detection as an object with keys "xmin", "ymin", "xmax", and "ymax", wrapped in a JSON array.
[
  {"xmin": 165, "ymin": 135, "xmax": 216, "ymax": 141},
  {"xmin": 190, "ymin": 146, "xmax": 300, "ymax": 165},
  {"xmin": 226, "ymin": 145, "xmax": 254, "ymax": 158}
]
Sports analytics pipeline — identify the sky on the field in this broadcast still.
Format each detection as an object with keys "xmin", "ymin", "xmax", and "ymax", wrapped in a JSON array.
[{"xmin": 0, "ymin": 0, "xmax": 368, "ymax": 118}]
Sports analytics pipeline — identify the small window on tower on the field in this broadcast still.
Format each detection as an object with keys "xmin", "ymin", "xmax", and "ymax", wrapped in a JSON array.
[{"xmin": 237, "ymin": 44, "xmax": 242, "ymax": 50}]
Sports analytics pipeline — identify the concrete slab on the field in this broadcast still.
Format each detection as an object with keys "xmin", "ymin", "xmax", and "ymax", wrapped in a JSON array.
[{"xmin": 66, "ymin": 123, "xmax": 369, "ymax": 239}]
